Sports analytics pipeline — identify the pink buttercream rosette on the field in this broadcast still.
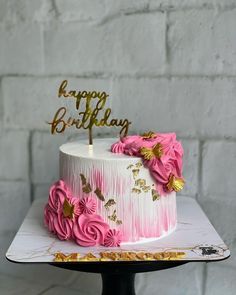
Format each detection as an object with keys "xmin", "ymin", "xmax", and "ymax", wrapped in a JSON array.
[
  {"xmin": 44, "ymin": 180, "xmax": 122, "ymax": 247},
  {"xmin": 111, "ymin": 132, "xmax": 185, "ymax": 195}
]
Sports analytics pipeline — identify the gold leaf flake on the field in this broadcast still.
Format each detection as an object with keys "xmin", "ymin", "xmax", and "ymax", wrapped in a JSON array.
[
  {"xmin": 152, "ymin": 189, "xmax": 160, "ymax": 201},
  {"xmin": 142, "ymin": 185, "xmax": 151, "ymax": 193},
  {"xmin": 63, "ymin": 199, "xmax": 74, "ymax": 218},
  {"xmin": 116, "ymin": 219, "xmax": 122, "ymax": 225},
  {"xmin": 104, "ymin": 199, "xmax": 116, "ymax": 210},
  {"xmin": 127, "ymin": 164, "xmax": 134, "ymax": 170},
  {"xmin": 80, "ymin": 173, "xmax": 87, "ymax": 186},
  {"xmin": 132, "ymin": 188, "xmax": 141, "ymax": 194},
  {"xmin": 166, "ymin": 175, "xmax": 185, "ymax": 192},
  {"xmin": 94, "ymin": 188, "xmax": 105, "ymax": 201},
  {"xmin": 140, "ymin": 143, "xmax": 163, "ymax": 160},
  {"xmin": 132, "ymin": 169, "xmax": 140, "ymax": 178},
  {"xmin": 108, "ymin": 209, "xmax": 117, "ymax": 222},
  {"xmin": 135, "ymin": 179, "xmax": 146, "ymax": 188},
  {"xmin": 141, "ymin": 131, "xmax": 157, "ymax": 139},
  {"xmin": 82, "ymin": 183, "xmax": 92, "ymax": 193},
  {"xmin": 135, "ymin": 161, "xmax": 143, "ymax": 168}
]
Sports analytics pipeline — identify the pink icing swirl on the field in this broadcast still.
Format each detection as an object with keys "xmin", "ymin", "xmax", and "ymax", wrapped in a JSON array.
[
  {"xmin": 111, "ymin": 141, "xmax": 126, "ymax": 154},
  {"xmin": 53, "ymin": 213, "xmax": 73, "ymax": 240},
  {"xmin": 44, "ymin": 205, "xmax": 56, "ymax": 234},
  {"xmin": 111, "ymin": 133, "xmax": 184, "ymax": 195},
  {"xmin": 48, "ymin": 180, "xmax": 71, "ymax": 213},
  {"xmin": 79, "ymin": 196, "xmax": 97, "ymax": 214},
  {"xmin": 73, "ymin": 214, "xmax": 109, "ymax": 246},
  {"xmin": 104, "ymin": 229, "xmax": 122, "ymax": 247}
]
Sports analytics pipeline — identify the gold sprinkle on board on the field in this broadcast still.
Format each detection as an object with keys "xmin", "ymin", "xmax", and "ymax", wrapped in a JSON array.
[{"xmin": 94, "ymin": 188, "xmax": 105, "ymax": 201}]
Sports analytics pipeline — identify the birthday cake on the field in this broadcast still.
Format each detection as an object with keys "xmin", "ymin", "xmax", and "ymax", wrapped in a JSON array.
[{"xmin": 44, "ymin": 132, "xmax": 185, "ymax": 247}]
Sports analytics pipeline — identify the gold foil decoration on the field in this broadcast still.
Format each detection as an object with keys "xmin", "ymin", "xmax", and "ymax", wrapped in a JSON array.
[
  {"xmin": 80, "ymin": 174, "xmax": 92, "ymax": 193},
  {"xmin": 135, "ymin": 179, "xmax": 146, "ymax": 188},
  {"xmin": 135, "ymin": 161, "xmax": 143, "ymax": 168},
  {"xmin": 152, "ymin": 189, "xmax": 160, "ymax": 201},
  {"xmin": 166, "ymin": 175, "xmax": 185, "ymax": 192},
  {"xmin": 140, "ymin": 143, "xmax": 163, "ymax": 160},
  {"xmin": 80, "ymin": 173, "xmax": 87, "ymax": 185},
  {"xmin": 83, "ymin": 183, "xmax": 92, "ymax": 193},
  {"xmin": 141, "ymin": 131, "xmax": 157, "ymax": 139},
  {"xmin": 116, "ymin": 219, "xmax": 122, "ymax": 225},
  {"xmin": 63, "ymin": 199, "xmax": 74, "ymax": 219},
  {"xmin": 132, "ymin": 188, "xmax": 141, "ymax": 194},
  {"xmin": 53, "ymin": 251, "xmax": 186, "ymax": 262},
  {"xmin": 53, "ymin": 252, "xmax": 80, "ymax": 262},
  {"xmin": 94, "ymin": 188, "xmax": 105, "ymax": 201},
  {"xmin": 142, "ymin": 185, "xmax": 151, "ymax": 193},
  {"xmin": 108, "ymin": 209, "xmax": 117, "ymax": 222},
  {"xmin": 132, "ymin": 169, "xmax": 140, "ymax": 179},
  {"xmin": 104, "ymin": 199, "xmax": 116, "ymax": 210},
  {"xmin": 127, "ymin": 164, "xmax": 134, "ymax": 170}
]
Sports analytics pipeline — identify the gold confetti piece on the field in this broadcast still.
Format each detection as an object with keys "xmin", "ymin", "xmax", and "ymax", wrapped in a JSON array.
[
  {"xmin": 135, "ymin": 161, "xmax": 143, "ymax": 168},
  {"xmin": 142, "ymin": 185, "xmax": 151, "ymax": 193},
  {"xmin": 80, "ymin": 173, "xmax": 87, "ymax": 186},
  {"xmin": 108, "ymin": 209, "xmax": 117, "ymax": 222},
  {"xmin": 62, "ymin": 199, "xmax": 74, "ymax": 219},
  {"xmin": 152, "ymin": 189, "xmax": 160, "ymax": 201},
  {"xmin": 132, "ymin": 169, "xmax": 140, "ymax": 178},
  {"xmin": 166, "ymin": 175, "xmax": 185, "ymax": 192},
  {"xmin": 104, "ymin": 199, "xmax": 116, "ymax": 210},
  {"xmin": 140, "ymin": 143, "xmax": 163, "ymax": 160},
  {"xmin": 132, "ymin": 188, "xmax": 141, "ymax": 194},
  {"xmin": 141, "ymin": 131, "xmax": 157, "ymax": 139},
  {"xmin": 94, "ymin": 188, "xmax": 105, "ymax": 201},
  {"xmin": 135, "ymin": 179, "xmax": 146, "ymax": 188},
  {"xmin": 116, "ymin": 219, "xmax": 122, "ymax": 225},
  {"xmin": 82, "ymin": 183, "xmax": 92, "ymax": 193},
  {"xmin": 127, "ymin": 164, "xmax": 134, "ymax": 170}
]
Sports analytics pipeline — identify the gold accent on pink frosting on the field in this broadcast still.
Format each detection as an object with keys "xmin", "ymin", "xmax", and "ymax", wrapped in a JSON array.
[
  {"xmin": 141, "ymin": 131, "xmax": 157, "ymax": 139},
  {"xmin": 167, "ymin": 175, "xmax": 185, "ymax": 192},
  {"xmin": 62, "ymin": 199, "xmax": 75, "ymax": 219},
  {"xmin": 140, "ymin": 143, "xmax": 163, "ymax": 160}
]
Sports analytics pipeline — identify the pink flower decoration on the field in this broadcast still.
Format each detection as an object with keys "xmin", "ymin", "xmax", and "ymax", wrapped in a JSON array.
[
  {"xmin": 104, "ymin": 229, "xmax": 122, "ymax": 247},
  {"xmin": 44, "ymin": 205, "xmax": 56, "ymax": 234},
  {"xmin": 53, "ymin": 213, "xmax": 73, "ymax": 240},
  {"xmin": 48, "ymin": 180, "xmax": 71, "ymax": 213},
  {"xmin": 73, "ymin": 214, "xmax": 109, "ymax": 246},
  {"xmin": 79, "ymin": 196, "xmax": 97, "ymax": 214}
]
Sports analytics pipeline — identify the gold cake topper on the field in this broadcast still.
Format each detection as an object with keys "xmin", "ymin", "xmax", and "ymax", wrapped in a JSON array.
[{"xmin": 47, "ymin": 80, "xmax": 132, "ymax": 144}]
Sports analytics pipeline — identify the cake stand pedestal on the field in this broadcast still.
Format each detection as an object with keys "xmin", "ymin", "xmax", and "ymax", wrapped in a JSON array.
[{"xmin": 6, "ymin": 197, "xmax": 230, "ymax": 295}]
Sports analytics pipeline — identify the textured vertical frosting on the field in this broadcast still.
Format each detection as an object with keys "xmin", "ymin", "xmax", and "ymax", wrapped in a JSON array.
[{"xmin": 59, "ymin": 138, "xmax": 177, "ymax": 243}]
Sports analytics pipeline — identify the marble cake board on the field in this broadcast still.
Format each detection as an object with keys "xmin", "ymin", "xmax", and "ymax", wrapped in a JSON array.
[{"xmin": 6, "ymin": 196, "xmax": 230, "ymax": 263}]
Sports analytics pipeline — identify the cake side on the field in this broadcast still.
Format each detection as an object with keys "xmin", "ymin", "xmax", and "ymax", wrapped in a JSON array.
[{"xmin": 60, "ymin": 139, "xmax": 177, "ymax": 242}]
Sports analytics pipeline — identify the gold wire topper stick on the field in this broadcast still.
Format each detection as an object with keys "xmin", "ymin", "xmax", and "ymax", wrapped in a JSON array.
[{"xmin": 47, "ymin": 80, "xmax": 132, "ymax": 145}]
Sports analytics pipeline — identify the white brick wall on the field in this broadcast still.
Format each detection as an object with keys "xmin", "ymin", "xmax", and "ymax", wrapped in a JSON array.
[{"xmin": 0, "ymin": 0, "xmax": 235, "ymax": 294}]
